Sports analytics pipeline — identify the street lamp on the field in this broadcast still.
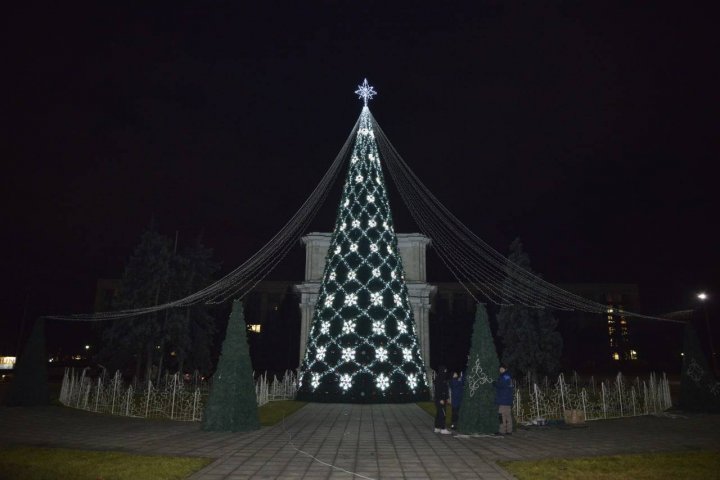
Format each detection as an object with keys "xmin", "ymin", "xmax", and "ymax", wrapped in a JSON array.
[{"xmin": 697, "ymin": 292, "xmax": 717, "ymax": 376}]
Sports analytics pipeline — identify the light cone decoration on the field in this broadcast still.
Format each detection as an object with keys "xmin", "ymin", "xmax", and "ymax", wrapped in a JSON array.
[{"xmin": 297, "ymin": 80, "xmax": 430, "ymax": 403}]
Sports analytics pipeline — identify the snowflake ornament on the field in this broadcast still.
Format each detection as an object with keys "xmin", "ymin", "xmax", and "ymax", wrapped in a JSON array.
[
  {"xmin": 311, "ymin": 373, "xmax": 320, "ymax": 390},
  {"xmin": 344, "ymin": 293, "xmax": 358, "ymax": 306},
  {"xmin": 367, "ymin": 194, "xmax": 375, "ymax": 203},
  {"xmin": 342, "ymin": 319, "xmax": 356, "ymax": 334},
  {"xmin": 375, "ymin": 347, "xmax": 388, "ymax": 362},
  {"xmin": 368, "ymin": 219, "xmax": 377, "ymax": 227},
  {"xmin": 407, "ymin": 373, "xmax": 418, "ymax": 390},
  {"xmin": 316, "ymin": 346, "xmax": 326, "ymax": 361},
  {"xmin": 371, "ymin": 292, "xmax": 382, "ymax": 306},
  {"xmin": 320, "ymin": 321, "xmax": 330, "ymax": 335},
  {"xmin": 350, "ymin": 243, "xmax": 358, "ymax": 252},
  {"xmin": 376, "ymin": 373, "xmax": 390, "ymax": 391},
  {"xmin": 402, "ymin": 348, "xmax": 413, "ymax": 362},
  {"xmin": 372, "ymin": 268, "xmax": 381, "ymax": 277},
  {"xmin": 342, "ymin": 347, "xmax": 356, "ymax": 362},
  {"xmin": 325, "ymin": 295, "xmax": 334, "ymax": 308},
  {"xmin": 340, "ymin": 374, "xmax": 353, "ymax": 391},
  {"xmin": 372, "ymin": 320, "xmax": 384, "ymax": 334}
]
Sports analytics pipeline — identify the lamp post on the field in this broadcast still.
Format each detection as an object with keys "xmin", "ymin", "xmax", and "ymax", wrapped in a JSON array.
[{"xmin": 697, "ymin": 292, "xmax": 717, "ymax": 376}]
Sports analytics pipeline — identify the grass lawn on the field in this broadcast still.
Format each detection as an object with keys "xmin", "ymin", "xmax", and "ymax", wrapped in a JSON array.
[
  {"xmin": 499, "ymin": 451, "xmax": 720, "ymax": 480},
  {"xmin": 0, "ymin": 445, "xmax": 212, "ymax": 480},
  {"xmin": 258, "ymin": 400, "xmax": 307, "ymax": 426}
]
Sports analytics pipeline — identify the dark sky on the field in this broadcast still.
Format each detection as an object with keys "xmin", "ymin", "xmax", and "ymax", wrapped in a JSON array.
[{"xmin": 2, "ymin": 1, "xmax": 718, "ymax": 348}]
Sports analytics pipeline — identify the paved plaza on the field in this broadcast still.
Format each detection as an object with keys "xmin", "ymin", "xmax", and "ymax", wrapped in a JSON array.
[{"xmin": 1, "ymin": 403, "xmax": 719, "ymax": 479}]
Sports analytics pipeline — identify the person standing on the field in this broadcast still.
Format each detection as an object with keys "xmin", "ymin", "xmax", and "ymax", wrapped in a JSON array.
[
  {"xmin": 449, "ymin": 371, "xmax": 464, "ymax": 430},
  {"xmin": 433, "ymin": 366, "xmax": 451, "ymax": 434},
  {"xmin": 493, "ymin": 364, "xmax": 514, "ymax": 435}
]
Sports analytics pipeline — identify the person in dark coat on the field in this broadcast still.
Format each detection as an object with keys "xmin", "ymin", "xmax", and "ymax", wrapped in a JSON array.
[
  {"xmin": 493, "ymin": 364, "xmax": 514, "ymax": 435},
  {"xmin": 433, "ymin": 366, "xmax": 451, "ymax": 434},
  {"xmin": 449, "ymin": 371, "xmax": 464, "ymax": 430}
]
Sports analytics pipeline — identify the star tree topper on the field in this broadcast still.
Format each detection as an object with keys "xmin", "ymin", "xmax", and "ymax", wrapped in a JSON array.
[{"xmin": 355, "ymin": 78, "xmax": 377, "ymax": 106}]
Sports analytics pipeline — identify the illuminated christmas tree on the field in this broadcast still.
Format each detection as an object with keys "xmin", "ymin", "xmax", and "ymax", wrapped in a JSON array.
[{"xmin": 297, "ymin": 80, "xmax": 430, "ymax": 403}]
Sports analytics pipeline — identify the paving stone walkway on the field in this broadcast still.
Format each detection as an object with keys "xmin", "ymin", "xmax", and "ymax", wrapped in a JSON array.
[{"xmin": 1, "ymin": 403, "xmax": 719, "ymax": 479}]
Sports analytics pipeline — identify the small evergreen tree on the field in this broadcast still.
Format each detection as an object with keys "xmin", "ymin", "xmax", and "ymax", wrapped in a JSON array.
[
  {"xmin": 680, "ymin": 323, "xmax": 720, "ymax": 412},
  {"xmin": 497, "ymin": 238, "xmax": 562, "ymax": 379},
  {"xmin": 457, "ymin": 304, "xmax": 500, "ymax": 434},
  {"xmin": 5, "ymin": 318, "xmax": 49, "ymax": 406},
  {"xmin": 202, "ymin": 300, "xmax": 260, "ymax": 432}
]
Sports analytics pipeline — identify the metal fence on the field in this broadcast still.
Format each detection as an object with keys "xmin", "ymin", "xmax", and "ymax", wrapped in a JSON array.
[
  {"xmin": 60, "ymin": 368, "xmax": 670, "ymax": 424},
  {"xmin": 513, "ymin": 372, "xmax": 672, "ymax": 424},
  {"xmin": 58, "ymin": 368, "xmax": 298, "ymax": 421}
]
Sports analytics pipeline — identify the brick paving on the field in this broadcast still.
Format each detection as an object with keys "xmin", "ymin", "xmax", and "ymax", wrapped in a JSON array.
[{"xmin": 1, "ymin": 403, "xmax": 719, "ymax": 479}]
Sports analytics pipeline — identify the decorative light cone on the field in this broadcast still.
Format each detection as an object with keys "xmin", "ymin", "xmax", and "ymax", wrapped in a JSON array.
[{"xmin": 297, "ymin": 80, "xmax": 430, "ymax": 403}]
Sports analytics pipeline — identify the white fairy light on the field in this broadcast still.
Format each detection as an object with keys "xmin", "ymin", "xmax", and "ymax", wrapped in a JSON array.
[
  {"xmin": 342, "ymin": 347, "xmax": 356, "ymax": 362},
  {"xmin": 342, "ymin": 319, "xmax": 356, "ymax": 334},
  {"xmin": 355, "ymin": 175, "xmax": 364, "ymax": 183},
  {"xmin": 391, "ymin": 271, "xmax": 396, "ymax": 279},
  {"xmin": 352, "ymin": 219, "xmax": 360, "ymax": 228},
  {"xmin": 394, "ymin": 294, "xmax": 402, "ymax": 306},
  {"xmin": 402, "ymin": 348, "xmax": 413, "ymax": 362},
  {"xmin": 387, "ymin": 245, "xmax": 393, "ymax": 254},
  {"xmin": 325, "ymin": 295, "xmax": 334, "ymax": 308},
  {"xmin": 347, "ymin": 270, "xmax": 356, "ymax": 280},
  {"xmin": 368, "ymin": 219, "xmax": 377, "ymax": 227},
  {"xmin": 339, "ymin": 222, "xmax": 346, "ymax": 231},
  {"xmin": 350, "ymin": 243, "xmax": 358, "ymax": 252},
  {"xmin": 355, "ymin": 78, "xmax": 377, "ymax": 106},
  {"xmin": 329, "ymin": 272, "xmax": 336, "ymax": 280},
  {"xmin": 345, "ymin": 293, "xmax": 358, "ymax": 306},
  {"xmin": 367, "ymin": 194, "xmax": 375, "ymax": 203},
  {"xmin": 372, "ymin": 320, "xmax": 384, "ymax": 334},
  {"xmin": 372, "ymin": 268, "xmax": 381, "ymax": 277},
  {"xmin": 335, "ymin": 246, "xmax": 342, "ymax": 254},
  {"xmin": 340, "ymin": 374, "xmax": 353, "ymax": 390},
  {"xmin": 311, "ymin": 373, "xmax": 320, "ymax": 390},
  {"xmin": 376, "ymin": 347, "xmax": 388, "ymax": 362},
  {"xmin": 370, "ymin": 243, "xmax": 379, "ymax": 252},
  {"xmin": 398, "ymin": 322, "xmax": 407, "ymax": 334},
  {"xmin": 376, "ymin": 373, "xmax": 390, "ymax": 391}
]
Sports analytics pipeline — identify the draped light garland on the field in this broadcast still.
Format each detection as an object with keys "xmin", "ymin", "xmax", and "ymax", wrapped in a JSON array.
[{"xmin": 43, "ymin": 79, "xmax": 679, "ymax": 325}]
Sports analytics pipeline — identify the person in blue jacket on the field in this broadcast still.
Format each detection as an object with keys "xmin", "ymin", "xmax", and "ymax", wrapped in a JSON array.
[
  {"xmin": 493, "ymin": 364, "xmax": 514, "ymax": 435},
  {"xmin": 433, "ymin": 366, "xmax": 451, "ymax": 434},
  {"xmin": 449, "ymin": 371, "xmax": 464, "ymax": 430}
]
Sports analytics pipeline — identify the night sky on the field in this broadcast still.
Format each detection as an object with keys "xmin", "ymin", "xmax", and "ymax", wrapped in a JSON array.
[{"xmin": 2, "ymin": 2, "xmax": 718, "ymax": 352}]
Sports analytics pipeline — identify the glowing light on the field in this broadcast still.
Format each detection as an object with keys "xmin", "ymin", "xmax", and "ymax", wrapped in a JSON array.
[
  {"xmin": 350, "ymin": 243, "xmax": 358, "ymax": 252},
  {"xmin": 368, "ymin": 219, "xmax": 377, "ymax": 227},
  {"xmin": 398, "ymin": 322, "xmax": 407, "ymax": 334},
  {"xmin": 345, "ymin": 293, "xmax": 358, "ymax": 306},
  {"xmin": 340, "ymin": 374, "xmax": 353, "ymax": 390},
  {"xmin": 376, "ymin": 373, "xmax": 390, "ymax": 391},
  {"xmin": 325, "ymin": 295, "xmax": 335, "ymax": 308},
  {"xmin": 370, "ymin": 243, "xmax": 378, "ymax": 252},
  {"xmin": 316, "ymin": 346, "xmax": 326, "ymax": 361},
  {"xmin": 407, "ymin": 373, "xmax": 418, "ymax": 390},
  {"xmin": 355, "ymin": 175, "xmax": 364, "ymax": 183},
  {"xmin": 342, "ymin": 347, "xmax": 356, "ymax": 362},
  {"xmin": 342, "ymin": 320, "xmax": 356, "ymax": 334},
  {"xmin": 311, "ymin": 373, "xmax": 320, "ymax": 389},
  {"xmin": 697, "ymin": 292, "xmax": 708, "ymax": 301},
  {"xmin": 367, "ymin": 194, "xmax": 375, "ymax": 203},
  {"xmin": 372, "ymin": 268, "xmax": 381, "ymax": 277},
  {"xmin": 320, "ymin": 321, "xmax": 330, "ymax": 334},
  {"xmin": 371, "ymin": 293, "xmax": 382, "ymax": 306},
  {"xmin": 355, "ymin": 78, "xmax": 377, "ymax": 106},
  {"xmin": 403, "ymin": 348, "xmax": 413, "ymax": 362},
  {"xmin": 376, "ymin": 347, "xmax": 388, "ymax": 362}
]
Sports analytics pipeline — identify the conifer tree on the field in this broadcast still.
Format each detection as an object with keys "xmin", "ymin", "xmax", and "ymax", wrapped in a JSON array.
[
  {"xmin": 202, "ymin": 300, "xmax": 260, "ymax": 432},
  {"xmin": 297, "ymin": 81, "xmax": 429, "ymax": 403},
  {"xmin": 497, "ymin": 238, "xmax": 562, "ymax": 379},
  {"xmin": 5, "ymin": 318, "xmax": 49, "ymax": 406},
  {"xmin": 457, "ymin": 304, "xmax": 500, "ymax": 434}
]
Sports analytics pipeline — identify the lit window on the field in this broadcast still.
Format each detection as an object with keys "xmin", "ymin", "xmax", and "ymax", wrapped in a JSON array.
[
  {"xmin": 630, "ymin": 350, "xmax": 638, "ymax": 360},
  {"xmin": 248, "ymin": 324, "xmax": 262, "ymax": 333},
  {"xmin": 612, "ymin": 352, "xmax": 620, "ymax": 361}
]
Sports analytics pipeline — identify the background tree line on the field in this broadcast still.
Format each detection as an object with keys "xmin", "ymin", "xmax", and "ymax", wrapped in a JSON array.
[{"xmin": 99, "ymin": 224, "xmax": 222, "ymax": 381}]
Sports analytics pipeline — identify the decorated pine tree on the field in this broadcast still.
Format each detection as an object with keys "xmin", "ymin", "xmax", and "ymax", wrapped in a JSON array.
[
  {"xmin": 202, "ymin": 300, "xmax": 260, "ymax": 431},
  {"xmin": 680, "ymin": 323, "xmax": 720, "ymax": 413},
  {"xmin": 457, "ymin": 304, "xmax": 500, "ymax": 434},
  {"xmin": 296, "ymin": 80, "xmax": 430, "ymax": 403}
]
